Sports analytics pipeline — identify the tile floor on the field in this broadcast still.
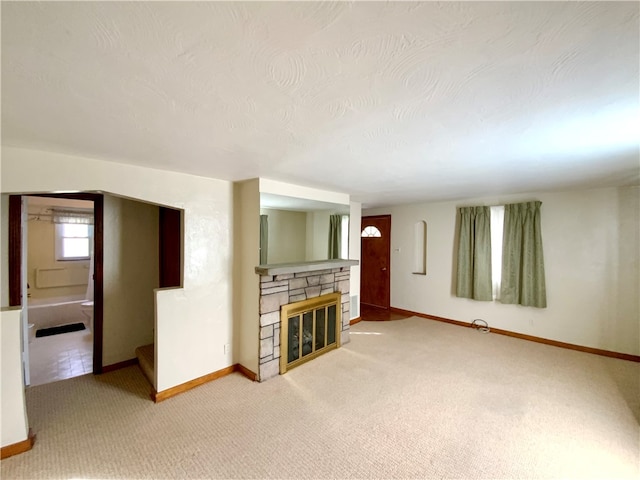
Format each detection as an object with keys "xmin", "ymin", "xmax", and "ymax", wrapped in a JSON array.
[{"xmin": 28, "ymin": 329, "xmax": 93, "ymax": 386}]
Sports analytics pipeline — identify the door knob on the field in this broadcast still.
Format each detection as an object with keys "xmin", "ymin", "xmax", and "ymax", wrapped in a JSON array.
[{"xmin": 381, "ymin": 267, "xmax": 387, "ymax": 271}]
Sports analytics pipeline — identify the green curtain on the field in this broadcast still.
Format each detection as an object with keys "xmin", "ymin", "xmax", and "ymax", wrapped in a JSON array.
[
  {"xmin": 259, "ymin": 214, "xmax": 268, "ymax": 265},
  {"xmin": 500, "ymin": 201, "xmax": 547, "ymax": 308},
  {"xmin": 328, "ymin": 214, "xmax": 342, "ymax": 259},
  {"xmin": 456, "ymin": 206, "xmax": 492, "ymax": 301}
]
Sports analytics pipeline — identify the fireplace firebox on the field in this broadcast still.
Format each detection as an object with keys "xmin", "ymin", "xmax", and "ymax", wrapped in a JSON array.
[{"xmin": 280, "ymin": 292, "xmax": 341, "ymax": 373}]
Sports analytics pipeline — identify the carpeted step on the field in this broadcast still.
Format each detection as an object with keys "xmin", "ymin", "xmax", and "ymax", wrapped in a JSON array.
[{"xmin": 135, "ymin": 344, "xmax": 155, "ymax": 388}]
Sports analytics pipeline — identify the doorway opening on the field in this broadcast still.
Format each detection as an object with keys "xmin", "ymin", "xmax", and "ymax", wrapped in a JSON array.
[
  {"xmin": 9, "ymin": 193, "xmax": 104, "ymax": 387},
  {"xmin": 26, "ymin": 196, "xmax": 96, "ymax": 385}
]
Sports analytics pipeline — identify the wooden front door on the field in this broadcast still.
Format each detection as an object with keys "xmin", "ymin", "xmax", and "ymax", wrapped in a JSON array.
[{"xmin": 360, "ymin": 215, "xmax": 391, "ymax": 309}]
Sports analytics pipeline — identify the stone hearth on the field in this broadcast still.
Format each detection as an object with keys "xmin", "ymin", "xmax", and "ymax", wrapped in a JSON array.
[{"xmin": 256, "ymin": 259, "xmax": 357, "ymax": 381}]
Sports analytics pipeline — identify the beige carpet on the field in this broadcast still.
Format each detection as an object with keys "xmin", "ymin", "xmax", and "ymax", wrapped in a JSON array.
[{"xmin": 2, "ymin": 317, "xmax": 639, "ymax": 479}]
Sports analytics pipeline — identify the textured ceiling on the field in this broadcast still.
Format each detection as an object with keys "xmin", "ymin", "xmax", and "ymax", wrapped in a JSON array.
[{"xmin": 2, "ymin": 2, "xmax": 638, "ymax": 207}]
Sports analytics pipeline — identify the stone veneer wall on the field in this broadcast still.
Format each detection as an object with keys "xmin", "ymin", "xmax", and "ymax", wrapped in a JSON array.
[{"xmin": 258, "ymin": 267, "xmax": 351, "ymax": 381}]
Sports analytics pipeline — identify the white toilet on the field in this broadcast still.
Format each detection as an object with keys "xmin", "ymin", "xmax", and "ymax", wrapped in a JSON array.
[{"xmin": 81, "ymin": 301, "xmax": 94, "ymax": 333}]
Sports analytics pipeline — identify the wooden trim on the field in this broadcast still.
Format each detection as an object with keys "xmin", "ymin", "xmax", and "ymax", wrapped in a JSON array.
[
  {"xmin": 349, "ymin": 316, "xmax": 362, "ymax": 326},
  {"xmin": 8, "ymin": 195, "xmax": 22, "ymax": 307},
  {"xmin": 153, "ymin": 365, "xmax": 236, "ymax": 403},
  {"xmin": 234, "ymin": 363, "xmax": 257, "ymax": 381},
  {"xmin": 1, "ymin": 429, "xmax": 35, "ymax": 459},
  {"xmin": 102, "ymin": 358, "xmax": 138, "ymax": 373},
  {"xmin": 390, "ymin": 308, "xmax": 469, "ymax": 328},
  {"xmin": 151, "ymin": 363, "xmax": 257, "ymax": 402},
  {"xmin": 390, "ymin": 307, "xmax": 640, "ymax": 363},
  {"xmin": 489, "ymin": 327, "xmax": 640, "ymax": 362},
  {"xmin": 92, "ymin": 194, "xmax": 104, "ymax": 375}
]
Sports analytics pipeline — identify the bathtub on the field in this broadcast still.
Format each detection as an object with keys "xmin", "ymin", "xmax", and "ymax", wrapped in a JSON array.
[{"xmin": 27, "ymin": 295, "xmax": 88, "ymax": 331}]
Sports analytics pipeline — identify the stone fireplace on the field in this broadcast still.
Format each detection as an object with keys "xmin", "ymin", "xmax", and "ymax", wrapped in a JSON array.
[{"xmin": 255, "ymin": 259, "xmax": 358, "ymax": 381}]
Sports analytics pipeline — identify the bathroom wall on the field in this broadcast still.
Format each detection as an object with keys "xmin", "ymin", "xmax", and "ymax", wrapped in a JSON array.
[
  {"xmin": 26, "ymin": 197, "xmax": 92, "ymax": 300},
  {"xmin": 102, "ymin": 195, "xmax": 159, "ymax": 367}
]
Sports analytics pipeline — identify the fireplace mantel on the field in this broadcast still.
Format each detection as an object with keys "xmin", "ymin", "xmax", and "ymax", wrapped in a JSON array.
[{"xmin": 255, "ymin": 259, "xmax": 358, "ymax": 276}]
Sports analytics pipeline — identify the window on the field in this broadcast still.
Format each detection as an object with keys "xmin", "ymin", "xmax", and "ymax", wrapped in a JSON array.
[
  {"xmin": 456, "ymin": 202, "xmax": 546, "ymax": 307},
  {"xmin": 56, "ymin": 223, "xmax": 92, "ymax": 260},
  {"xmin": 490, "ymin": 206, "xmax": 505, "ymax": 299},
  {"xmin": 361, "ymin": 226, "xmax": 382, "ymax": 237}
]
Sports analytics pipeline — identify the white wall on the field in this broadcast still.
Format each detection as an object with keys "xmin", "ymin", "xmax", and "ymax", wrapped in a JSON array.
[
  {"xmin": 260, "ymin": 208, "xmax": 307, "ymax": 264},
  {"xmin": 259, "ymin": 178, "xmax": 350, "ymax": 206},
  {"xmin": 233, "ymin": 179, "xmax": 260, "ymax": 376},
  {"xmin": 1, "ymin": 308, "xmax": 29, "ymax": 447},
  {"xmin": 307, "ymin": 210, "xmax": 330, "ymax": 261},
  {"xmin": 1, "ymin": 146, "xmax": 234, "ymax": 392},
  {"xmin": 615, "ymin": 186, "xmax": 640, "ymax": 353},
  {"xmin": 349, "ymin": 201, "xmax": 362, "ymax": 319},
  {"xmin": 365, "ymin": 186, "xmax": 640, "ymax": 356},
  {"xmin": 103, "ymin": 195, "xmax": 158, "ymax": 367}
]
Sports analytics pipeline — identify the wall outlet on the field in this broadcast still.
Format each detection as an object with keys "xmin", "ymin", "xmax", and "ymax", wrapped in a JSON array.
[{"xmin": 224, "ymin": 343, "xmax": 231, "ymax": 354}]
